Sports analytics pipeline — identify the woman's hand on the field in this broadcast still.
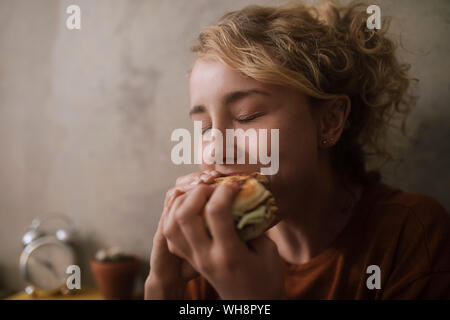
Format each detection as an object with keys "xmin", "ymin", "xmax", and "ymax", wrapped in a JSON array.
[
  {"xmin": 163, "ymin": 182, "xmax": 286, "ymax": 299},
  {"xmin": 145, "ymin": 170, "xmax": 220, "ymax": 299}
]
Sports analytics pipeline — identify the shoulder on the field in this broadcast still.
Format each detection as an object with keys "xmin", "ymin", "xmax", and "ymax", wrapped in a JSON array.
[
  {"xmin": 366, "ymin": 183, "xmax": 449, "ymax": 241},
  {"xmin": 377, "ymin": 183, "xmax": 448, "ymax": 218},
  {"xmin": 361, "ymin": 181, "xmax": 449, "ymax": 229},
  {"xmin": 360, "ymin": 182, "xmax": 450, "ymax": 273},
  {"xmin": 359, "ymin": 183, "xmax": 450, "ymax": 298}
]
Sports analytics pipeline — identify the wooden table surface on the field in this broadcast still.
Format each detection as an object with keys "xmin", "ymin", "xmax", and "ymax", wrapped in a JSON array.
[{"xmin": 6, "ymin": 287, "xmax": 103, "ymax": 300}]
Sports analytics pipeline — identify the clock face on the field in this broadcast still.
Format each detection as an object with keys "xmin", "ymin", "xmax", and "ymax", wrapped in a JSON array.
[{"xmin": 25, "ymin": 241, "xmax": 75, "ymax": 291}]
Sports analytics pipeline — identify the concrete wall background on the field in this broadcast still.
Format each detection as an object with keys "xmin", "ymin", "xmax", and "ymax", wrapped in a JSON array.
[{"xmin": 0, "ymin": 0, "xmax": 448, "ymax": 295}]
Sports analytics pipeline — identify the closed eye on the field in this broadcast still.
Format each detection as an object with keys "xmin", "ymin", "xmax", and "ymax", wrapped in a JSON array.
[
  {"xmin": 235, "ymin": 112, "xmax": 266, "ymax": 123},
  {"xmin": 202, "ymin": 125, "xmax": 212, "ymax": 135}
]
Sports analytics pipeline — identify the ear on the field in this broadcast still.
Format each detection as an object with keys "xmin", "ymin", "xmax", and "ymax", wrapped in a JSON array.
[{"xmin": 317, "ymin": 95, "xmax": 351, "ymax": 148}]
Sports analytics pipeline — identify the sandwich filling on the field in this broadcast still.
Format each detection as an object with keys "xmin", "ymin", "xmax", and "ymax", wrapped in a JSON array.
[
  {"xmin": 236, "ymin": 201, "xmax": 269, "ymax": 230},
  {"xmin": 214, "ymin": 173, "xmax": 278, "ymax": 235}
]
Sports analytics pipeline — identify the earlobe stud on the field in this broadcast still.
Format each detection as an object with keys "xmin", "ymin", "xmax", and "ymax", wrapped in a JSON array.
[{"xmin": 321, "ymin": 138, "xmax": 334, "ymax": 145}]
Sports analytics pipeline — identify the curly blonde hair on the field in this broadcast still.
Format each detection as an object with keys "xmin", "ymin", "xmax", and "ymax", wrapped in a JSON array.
[{"xmin": 189, "ymin": 0, "xmax": 417, "ymax": 184}]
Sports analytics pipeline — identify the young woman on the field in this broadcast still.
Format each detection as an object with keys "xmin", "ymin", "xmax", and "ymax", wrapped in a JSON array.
[{"xmin": 145, "ymin": 2, "xmax": 450, "ymax": 299}]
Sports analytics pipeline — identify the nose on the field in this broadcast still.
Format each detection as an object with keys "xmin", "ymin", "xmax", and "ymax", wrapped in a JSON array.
[{"xmin": 206, "ymin": 117, "xmax": 236, "ymax": 165}]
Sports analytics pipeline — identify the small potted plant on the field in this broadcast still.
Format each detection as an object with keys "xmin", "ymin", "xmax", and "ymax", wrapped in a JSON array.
[{"xmin": 90, "ymin": 247, "xmax": 141, "ymax": 300}]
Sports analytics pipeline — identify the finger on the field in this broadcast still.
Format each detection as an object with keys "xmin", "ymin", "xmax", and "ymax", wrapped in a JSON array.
[
  {"xmin": 199, "ymin": 170, "xmax": 221, "ymax": 184},
  {"xmin": 153, "ymin": 205, "xmax": 170, "ymax": 250},
  {"xmin": 150, "ymin": 210, "xmax": 175, "ymax": 270},
  {"xmin": 164, "ymin": 185, "xmax": 192, "ymax": 210},
  {"xmin": 176, "ymin": 184, "xmax": 215, "ymax": 256},
  {"xmin": 204, "ymin": 183, "xmax": 243, "ymax": 251},
  {"xmin": 175, "ymin": 170, "xmax": 221, "ymax": 187},
  {"xmin": 175, "ymin": 171, "xmax": 206, "ymax": 187},
  {"xmin": 151, "ymin": 214, "xmax": 166, "ymax": 255},
  {"xmin": 166, "ymin": 171, "xmax": 221, "ymax": 209},
  {"xmin": 163, "ymin": 194, "xmax": 192, "ymax": 261}
]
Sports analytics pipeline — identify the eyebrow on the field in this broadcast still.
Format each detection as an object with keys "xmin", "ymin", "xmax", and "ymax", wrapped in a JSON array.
[{"xmin": 189, "ymin": 89, "xmax": 270, "ymax": 117}]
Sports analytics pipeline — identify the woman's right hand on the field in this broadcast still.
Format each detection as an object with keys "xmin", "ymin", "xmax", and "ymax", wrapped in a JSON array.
[{"xmin": 144, "ymin": 170, "xmax": 220, "ymax": 299}]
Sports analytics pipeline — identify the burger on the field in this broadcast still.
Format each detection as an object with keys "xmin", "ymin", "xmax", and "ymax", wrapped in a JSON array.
[{"xmin": 210, "ymin": 172, "xmax": 280, "ymax": 242}]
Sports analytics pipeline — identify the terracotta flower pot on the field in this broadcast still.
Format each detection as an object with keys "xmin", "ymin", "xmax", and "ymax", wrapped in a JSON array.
[{"xmin": 90, "ymin": 255, "xmax": 141, "ymax": 300}]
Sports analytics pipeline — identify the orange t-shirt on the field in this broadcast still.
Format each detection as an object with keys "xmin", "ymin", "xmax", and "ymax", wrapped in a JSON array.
[{"xmin": 184, "ymin": 181, "xmax": 450, "ymax": 299}]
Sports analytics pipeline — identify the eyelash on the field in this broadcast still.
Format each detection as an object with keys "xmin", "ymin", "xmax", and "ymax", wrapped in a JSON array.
[
  {"xmin": 235, "ymin": 112, "xmax": 265, "ymax": 123},
  {"xmin": 201, "ymin": 112, "xmax": 265, "ymax": 134},
  {"xmin": 202, "ymin": 126, "xmax": 211, "ymax": 134}
]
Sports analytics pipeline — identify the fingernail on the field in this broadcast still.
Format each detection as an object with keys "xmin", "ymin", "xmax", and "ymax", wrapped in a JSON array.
[{"xmin": 189, "ymin": 179, "xmax": 200, "ymax": 186}]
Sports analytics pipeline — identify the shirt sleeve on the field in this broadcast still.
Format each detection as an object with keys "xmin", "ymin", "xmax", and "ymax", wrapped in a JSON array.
[
  {"xmin": 381, "ymin": 195, "xmax": 450, "ymax": 299},
  {"xmin": 184, "ymin": 276, "xmax": 221, "ymax": 300},
  {"xmin": 382, "ymin": 271, "xmax": 450, "ymax": 299}
]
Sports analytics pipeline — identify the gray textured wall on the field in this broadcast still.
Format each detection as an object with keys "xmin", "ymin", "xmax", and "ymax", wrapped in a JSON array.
[{"xmin": 0, "ymin": 0, "xmax": 449, "ymax": 295}]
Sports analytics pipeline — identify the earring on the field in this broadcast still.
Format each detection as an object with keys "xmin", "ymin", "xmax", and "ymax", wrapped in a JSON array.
[{"xmin": 321, "ymin": 138, "xmax": 328, "ymax": 145}]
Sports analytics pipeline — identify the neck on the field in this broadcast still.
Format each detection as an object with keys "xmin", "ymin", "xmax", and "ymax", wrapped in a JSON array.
[{"xmin": 268, "ymin": 164, "xmax": 362, "ymax": 265}]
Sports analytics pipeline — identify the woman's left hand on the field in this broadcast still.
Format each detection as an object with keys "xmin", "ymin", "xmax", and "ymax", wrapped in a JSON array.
[{"xmin": 162, "ymin": 182, "xmax": 286, "ymax": 299}]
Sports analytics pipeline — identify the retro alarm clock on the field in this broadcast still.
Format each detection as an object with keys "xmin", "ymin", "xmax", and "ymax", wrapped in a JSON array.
[{"xmin": 20, "ymin": 214, "xmax": 77, "ymax": 296}]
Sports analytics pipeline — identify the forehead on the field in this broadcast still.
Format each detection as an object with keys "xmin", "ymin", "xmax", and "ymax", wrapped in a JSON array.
[
  {"xmin": 189, "ymin": 58, "xmax": 251, "ymax": 86},
  {"xmin": 188, "ymin": 57, "xmax": 311, "ymax": 114},
  {"xmin": 189, "ymin": 58, "xmax": 269, "ymax": 103}
]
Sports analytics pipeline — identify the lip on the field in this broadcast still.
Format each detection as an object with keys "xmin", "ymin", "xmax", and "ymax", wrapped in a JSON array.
[{"xmin": 218, "ymin": 171, "xmax": 248, "ymax": 176}]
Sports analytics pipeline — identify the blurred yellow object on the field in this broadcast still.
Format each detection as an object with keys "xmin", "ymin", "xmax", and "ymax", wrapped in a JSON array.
[{"xmin": 5, "ymin": 287, "xmax": 102, "ymax": 300}]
